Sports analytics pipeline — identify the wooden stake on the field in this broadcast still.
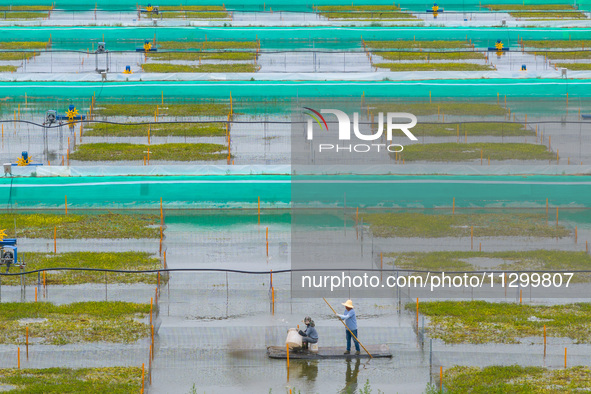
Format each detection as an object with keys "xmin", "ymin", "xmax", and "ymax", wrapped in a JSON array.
[
  {"xmin": 53, "ymin": 227, "xmax": 57, "ymax": 253},
  {"xmin": 471, "ymin": 226, "xmax": 474, "ymax": 250},
  {"xmin": 543, "ymin": 324, "xmax": 546, "ymax": 356},
  {"xmin": 26, "ymin": 326, "xmax": 28, "ymax": 358},
  {"xmin": 452, "ymin": 197, "xmax": 455, "ymax": 214},
  {"xmin": 65, "ymin": 195, "xmax": 68, "ymax": 215},
  {"xmin": 17, "ymin": 347, "xmax": 20, "ymax": 369}
]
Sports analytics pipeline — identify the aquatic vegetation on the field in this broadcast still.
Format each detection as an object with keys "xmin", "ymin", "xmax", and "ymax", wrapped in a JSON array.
[
  {"xmin": 524, "ymin": 40, "xmax": 591, "ymax": 49},
  {"xmin": 385, "ymin": 251, "xmax": 591, "ymax": 281},
  {"xmin": 147, "ymin": 52, "xmax": 255, "ymax": 61},
  {"xmin": 444, "ymin": 365, "xmax": 591, "ymax": 393},
  {"xmin": 376, "ymin": 51, "xmax": 486, "ymax": 61},
  {"xmin": 0, "ymin": 212, "xmax": 160, "ymax": 239},
  {"xmin": 158, "ymin": 41, "xmax": 258, "ymax": 50},
  {"xmin": 411, "ymin": 122, "xmax": 531, "ymax": 137},
  {"xmin": 364, "ymin": 212, "xmax": 570, "ymax": 238},
  {"xmin": 95, "ymin": 102, "xmax": 230, "ymax": 117},
  {"xmin": 70, "ymin": 142, "xmax": 228, "ymax": 161},
  {"xmin": 2, "ymin": 251, "xmax": 163, "ymax": 285},
  {"xmin": 370, "ymin": 102, "xmax": 507, "ymax": 116},
  {"xmin": 374, "ymin": 62, "xmax": 493, "ymax": 71},
  {"xmin": 397, "ymin": 142, "xmax": 554, "ymax": 162},
  {"xmin": 368, "ymin": 40, "xmax": 471, "ymax": 49},
  {"xmin": 85, "ymin": 122, "xmax": 227, "ymax": 137},
  {"xmin": 142, "ymin": 63, "xmax": 259, "ymax": 73},
  {"xmin": 407, "ymin": 301, "xmax": 591, "ymax": 344},
  {"xmin": 0, "ymin": 301, "xmax": 150, "ymax": 345},
  {"xmin": 0, "ymin": 367, "xmax": 142, "ymax": 393}
]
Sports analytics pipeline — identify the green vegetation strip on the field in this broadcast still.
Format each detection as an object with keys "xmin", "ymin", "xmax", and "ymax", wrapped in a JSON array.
[
  {"xmin": 0, "ymin": 42, "xmax": 46, "ymax": 50},
  {"xmin": 411, "ymin": 122, "xmax": 530, "ymax": 136},
  {"xmin": 510, "ymin": 11, "xmax": 587, "ymax": 19},
  {"xmin": 321, "ymin": 11, "xmax": 416, "ymax": 20},
  {"xmin": 143, "ymin": 63, "xmax": 259, "ymax": 73},
  {"xmin": 377, "ymin": 51, "xmax": 485, "ymax": 61},
  {"xmin": 0, "ymin": 367, "xmax": 142, "ymax": 393},
  {"xmin": 85, "ymin": 122, "xmax": 226, "ymax": 137},
  {"xmin": 370, "ymin": 102, "xmax": 506, "ymax": 116},
  {"xmin": 3, "ymin": 252, "xmax": 161, "ymax": 285},
  {"xmin": 147, "ymin": 52, "xmax": 255, "ymax": 61},
  {"xmin": 397, "ymin": 142, "xmax": 554, "ymax": 162},
  {"xmin": 555, "ymin": 63, "xmax": 591, "ymax": 71},
  {"xmin": 444, "ymin": 365, "xmax": 591, "ymax": 393},
  {"xmin": 0, "ymin": 52, "xmax": 39, "ymax": 61},
  {"xmin": 317, "ymin": 5, "xmax": 402, "ymax": 11},
  {"xmin": 1, "ymin": 11, "xmax": 49, "ymax": 19},
  {"xmin": 95, "ymin": 103, "xmax": 229, "ymax": 117},
  {"xmin": 0, "ymin": 301, "xmax": 149, "ymax": 345},
  {"xmin": 409, "ymin": 301, "xmax": 591, "ymax": 343},
  {"xmin": 70, "ymin": 142, "xmax": 227, "ymax": 161},
  {"xmin": 364, "ymin": 212, "xmax": 569, "ymax": 238},
  {"xmin": 0, "ymin": 212, "xmax": 159, "ymax": 239},
  {"xmin": 485, "ymin": 4, "xmax": 576, "ymax": 11},
  {"xmin": 0, "ymin": 6, "xmax": 52, "ymax": 11},
  {"xmin": 525, "ymin": 40, "xmax": 591, "ymax": 49},
  {"xmin": 368, "ymin": 40, "xmax": 471, "ymax": 49},
  {"xmin": 0, "ymin": 65, "xmax": 17, "ymax": 72},
  {"xmin": 374, "ymin": 62, "xmax": 492, "ymax": 71},
  {"xmin": 531, "ymin": 51, "xmax": 591, "ymax": 60},
  {"xmin": 158, "ymin": 40, "xmax": 258, "ymax": 49},
  {"xmin": 385, "ymin": 251, "xmax": 589, "ymax": 280},
  {"xmin": 159, "ymin": 6, "xmax": 225, "ymax": 10},
  {"xmin": 161, "ymin": 11, "xmax": 229, "ymax": 19}
]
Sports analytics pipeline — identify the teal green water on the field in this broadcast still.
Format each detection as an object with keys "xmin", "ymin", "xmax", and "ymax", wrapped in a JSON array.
[
  {"xmin": 4, "ymin": 26, "xmax": 591, "ymax": 50},
  {"xmin": 0, "ymin": 80, "xmax": 587, "ymax": 100},
  {"xmin": 1, "ymin": 174, "xmax": 591, "ymax": 208}
]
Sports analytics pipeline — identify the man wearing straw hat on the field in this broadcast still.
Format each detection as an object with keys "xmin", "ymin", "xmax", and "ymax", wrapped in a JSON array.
[{"xmin": 339, "ymin": 299, "xmax": 360, "ymax": 355}]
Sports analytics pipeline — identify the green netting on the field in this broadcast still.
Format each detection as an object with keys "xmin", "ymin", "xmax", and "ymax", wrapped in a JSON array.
[
  {"xmin": 1, "ymin": 174, "xmax": 591, "ymax": 208},
  {"xmin": 0, "ymin": 0, "xmax": 587, "ymax": 11},
  {"xmin": 1, "ymin": 26, "xmax": 590, "ymax": 50},
  {"xmin": 0, "ymin": 80, "xmax": 586, "ymax": 100}
]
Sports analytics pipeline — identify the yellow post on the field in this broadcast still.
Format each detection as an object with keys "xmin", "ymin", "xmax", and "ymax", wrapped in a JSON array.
[
  {"xmin": 471, "ymin": 226, "xmax": 474, "ymax": 250},
  {"xmin": 150, "ymin": 297, "xmax": 153, "ymax": 325},
  {"xmin": 543, "ymin": 324, "xmax": 546, "ymax": 356},
  {"xmin": 141, "ymin": 363, "xmax": 145, "ymax": 393},
  {"xmin": 519, "ymin": 289, "xmax": 522, "ymax": 304},
  {"xmin": 286, "ymin": 343, "xmax": 290, "ymax": 368},
  {"xmin": 575, "ymin": 226, "xmax": 578, "ymax": 243},
  {"xmin": 452, "ymin": 197, "xmax": 455, "ymax": 214},
  {"xmin": 17, "ymin": 347, "xmax": 20, "ymax": 369},
  {"xmin": 65, "ymin": 196, "xmax": 68, "ymax": 215},
  {"xmin": 54, "ymin": 227, "xmax": 57, "ymax": 253},
  {"xmin": 429, "ymin": 91, "xmax": 431, "ymax": 103},
  {"xmin": 26, "ymin": 327, "xmax": 28, "ymax": 358},
  {"xmin": 440, "ymin": 366, "xmax": 443, "ymax": 390}
]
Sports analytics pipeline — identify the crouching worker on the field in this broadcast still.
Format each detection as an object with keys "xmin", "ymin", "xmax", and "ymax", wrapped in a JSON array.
[{"xmin": 298, "ymin": 316, "xmax": 318, "ymax": 350}]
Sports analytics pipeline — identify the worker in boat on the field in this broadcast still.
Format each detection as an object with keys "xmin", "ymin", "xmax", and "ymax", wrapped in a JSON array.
[
  {"xmin": 339, "ymin": 299, "xmax": 360, "ymax": 355},
  {"xmin": 298, "ymin": 316, "xmax": 318, "ymax": 350}
]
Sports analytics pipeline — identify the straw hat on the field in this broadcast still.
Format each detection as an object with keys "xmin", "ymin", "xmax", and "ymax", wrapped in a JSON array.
[{"xmin": 341, "ymin": 300, "xmax": 354, "ymax": 308}]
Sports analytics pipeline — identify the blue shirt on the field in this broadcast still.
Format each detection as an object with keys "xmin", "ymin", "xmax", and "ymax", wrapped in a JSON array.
[{"xmin": 339, "ymin": 308, "xmax": 357, "ymax": 330}]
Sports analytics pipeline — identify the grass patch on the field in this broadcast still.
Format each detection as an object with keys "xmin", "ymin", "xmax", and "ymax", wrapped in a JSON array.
[
  {"xmin": 0, "ymin": 52, "xmax": 39, "ymax": 61},
  {"xmin": 369, "ymin": 102, "xmax": 507, "ymax": 116},
  {"xmin": 408, "ymin": 301, "xmax": 591, "ymax": 344},
  {"xmin": 368, "ymin": 40, "xmax": 471, "ymax": 49},
  {"xmin": 0, "ymin": 6, "xmax": 52, "ymax": 11},
  {"xmin": 376, "ymin": 51, "xmax": 485, "ymax": 61},
  {"xmin": 411, "ymin": 122, "xmax": 530, "ymax": 137},
  {"xmin": 317, "ymin": 5, "xmax": 402, "ymax": 11},
  {"xmin": 374, "ymin": 62, "xmax": 493, "ymax": 71},
  {"xmin": 531, "ymin": 51, "xmax": 591, "ymax": 60},
  {"xmin": 524, "ymin": 40, "xmax": 591, "ymax": 49},
  {"xmin": 555, "ymin": 63, "xmax": 591, "ymax": 70},
  {"xmin": 147, "ymin": 51, "xmax": 255, "ymax": 61},
  {"xmin": 160, "ymin": 11, "xmax": 229, "ymax": 19},
  {"xmin": 485, "ymin": 4, "xmax": 576, "ymax": 11},
  {"xmin": 0, "ymin": 41, "xmax": 47, "ymax": 50},
  {"xmin": 321, "ymin": 11, "xmax": 416, "ymax": 20},
  {"xmin": 0, "ymin": 367, "xmax": 142, "ymax": 393},
  {"xmin": 2, "ymin": 252, "xmax": 162, "ymax": 285},
  {"xmin": 0, "ymin": 65, "xmax": 17, "ymax": 72},
  {"xmin": 85, "ymin": 122, "xmax": 226, "ymax": 137},
  {"xmin": 0, "ymin": 212, "xmax": 159, "ymax": 239},
  {"xmin": 364, "ymin": 212, "xmax": 570, "ymax": 238},
  {"xmin": 70, "ymin": 142, "xmax": 227, "ymax": 161},
  {"xmin": 143, "ymin": 63, "xmax": 259, "ymax": 73},
  {"xmin": 0, "ymin": 11, "xmax": 49, "ymax": 19},
  {"xmin": 385, "ymin": 251, "xmax": 591, "ymax": 279},
  {"xmin": 158, "ymin": 40, "xmax": 258, "ymax": 50},
  {"xmin": 159, "ymin": 6, "xmax": 225, "ymax": 10},
  {"xmin": 0, "ymin": 301, "xmax": 149, "ymax": 345},
  {"xmin": 95, "ymin": 103, "xmax": 229, "ymax": 117},
  {"xmin": 510, "ymin": 11, "xmax": 587, "ymax": 19},
  {"xmin": 444, "ymin": 365, "xmax": 591, "ymax": 393},
  {"xmin": 397, "ymin": 142, "xmax": 554, "ymax": 162}
]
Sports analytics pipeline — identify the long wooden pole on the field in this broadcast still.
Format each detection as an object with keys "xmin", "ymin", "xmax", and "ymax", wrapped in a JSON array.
[{"xmin": 323, "ymin": 298, "xmax": 373, "ymax": 358}]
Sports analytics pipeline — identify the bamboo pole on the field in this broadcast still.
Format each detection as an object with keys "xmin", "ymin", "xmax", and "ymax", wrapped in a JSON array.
[
  {"xmin": 322, "ymin": 298, "xmax": 373, "ymax": 358},
  {"xmin": 26, "ymin": 327, "xmax": 28, "ymax": 358}
]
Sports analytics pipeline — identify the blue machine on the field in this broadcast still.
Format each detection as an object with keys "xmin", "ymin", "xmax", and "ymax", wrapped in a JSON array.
[{"xmin": 0, "ymin": 238, "xmax": 18, "ymax": 272}]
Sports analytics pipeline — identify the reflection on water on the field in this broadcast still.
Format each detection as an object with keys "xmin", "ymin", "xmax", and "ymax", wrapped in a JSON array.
[{"xmin": 341, "ymin": 358, "xmax": 362, "ymax": 394}]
